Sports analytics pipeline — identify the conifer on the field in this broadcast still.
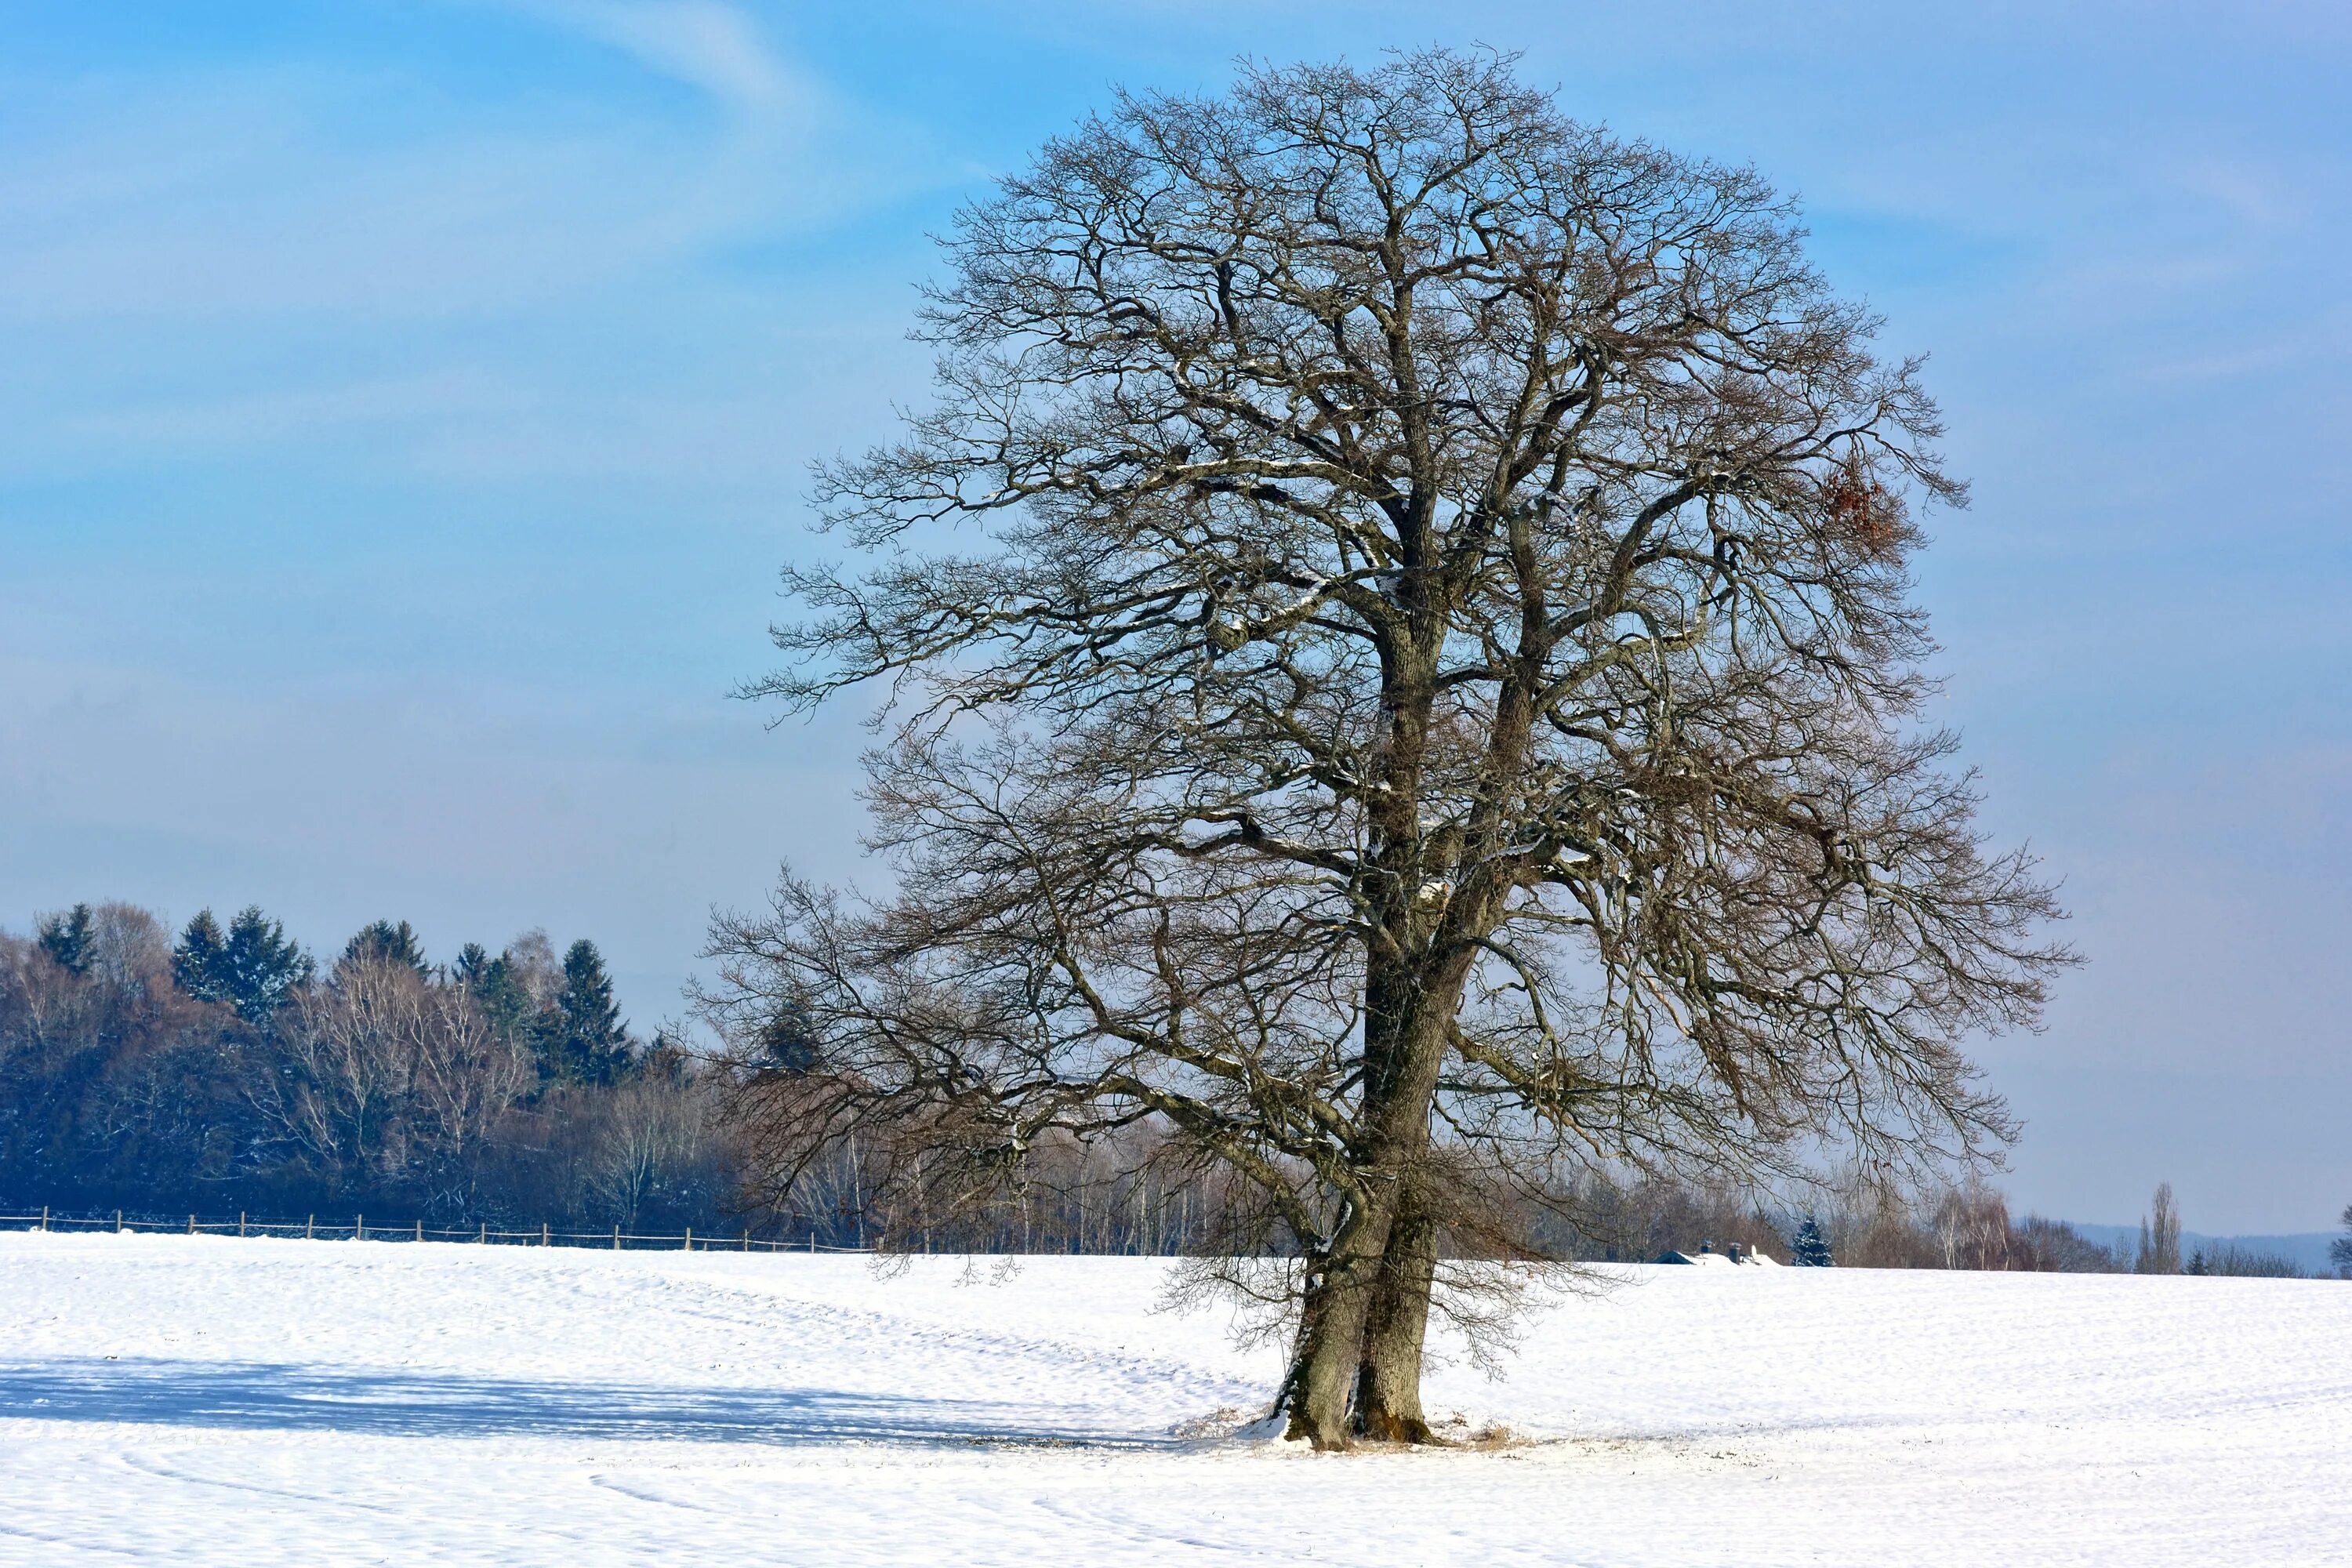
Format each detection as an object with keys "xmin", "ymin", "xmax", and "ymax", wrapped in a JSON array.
[
  {"xmin": 173, "ymin": 909, "xmax": 231, "ymax": 1002},
  {"xmin": 36, "ymin": 903, "xmax": 95, "ymax": 975},
  {"xmin": 551, "ymin": 939, "xmax": 630, "ymax": 1084}
]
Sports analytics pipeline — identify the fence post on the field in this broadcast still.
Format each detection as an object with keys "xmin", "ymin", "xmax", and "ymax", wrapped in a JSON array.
[
  {"xmin": 684, "ymin": 1226, "xmax": 692, "ymax": 1252},
  {"xmin": 742, "ymin": 1229, "xmax": 749, "ymax": 1252},
  {"xmin": 116, "ymin": 1209, "xmax": 123, "ymax": 1233},
  {"xmin": 478, "ymin": 1221, "xmax": 487, "ymax": 1244},
  {"xmin": 415, "ymin": 1218, "xmax": 423, "ymax": 1243},
  {"xmin": 41, "ymin": 1205, "xmax": 49, "ymax": 1232},
  {"xmin": 613, "ymin": 1225, "xmax": 620, "ymax": 1251},
  {"xmin": 239, "ymin": 1211, "xmax": 247, "ymax": 1239},
  {"xmin": 307, "ymin": 1214, "xmax": 314, "ymax": 1240},
  {"xmin": 542, "ymin": 1221, "xmax": 550, "ymax": 1247},
  {"xmin": 187, "ymin": 1214, "xmax": 195, "ymax": 1235},
  {"xmin": 357, "ymin": 1214, "xmax": 365, "ymax": 1242}
]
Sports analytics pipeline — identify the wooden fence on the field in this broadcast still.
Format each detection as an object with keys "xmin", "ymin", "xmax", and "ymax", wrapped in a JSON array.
[{"xmin": 0, "ymin": 1207, "xmax": 867, "ymax": 1253}]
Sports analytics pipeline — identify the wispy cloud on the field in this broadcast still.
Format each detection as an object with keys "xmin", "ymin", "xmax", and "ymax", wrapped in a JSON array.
[
  {"xmin": 0, "ymin": 1, "xmax": 950, "ymax": 488},
  {"xmin": 0, "ymin": 2, "xmax": 908, "ymax": 331},
  {"xmin": 488, "ymin": 0, "xmax": 808, "ymax": 122}
]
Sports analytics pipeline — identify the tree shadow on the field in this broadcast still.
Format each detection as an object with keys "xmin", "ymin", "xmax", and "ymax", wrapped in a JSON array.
[{"xmin": 0, "ymin": 1358, "xmax": 1178, "ymax": 1450}]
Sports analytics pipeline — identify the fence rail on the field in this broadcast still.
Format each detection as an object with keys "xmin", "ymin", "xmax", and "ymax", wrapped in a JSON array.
[{"xmin": 0, "ymin": 1207, "xmax": 871, "ymax": 1254}]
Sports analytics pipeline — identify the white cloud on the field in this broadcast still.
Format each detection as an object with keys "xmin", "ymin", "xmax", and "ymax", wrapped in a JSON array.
[
  {"xmin": 0, "ymin": 3, "xmax": 915, "ymax": 329},
  {"xmin": 499, "ymin": 0, "xmax": 805, "ymax": 122}
]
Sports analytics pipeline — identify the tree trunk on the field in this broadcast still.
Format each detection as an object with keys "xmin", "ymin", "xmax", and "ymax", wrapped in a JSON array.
[
  {"xmin": 1281, "ymin": 944, "xmax": 1463, "ymax": 1446},
  {"xmin": 1279, "ymin": 1189, "xmax": 1397, "ymax": 1448},
  {"xmin": 1356, "ymin": 1167, "xmax": 1438, "ymax": 1442}
]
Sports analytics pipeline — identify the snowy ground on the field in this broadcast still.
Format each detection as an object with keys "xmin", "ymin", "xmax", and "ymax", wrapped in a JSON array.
[{"xmin": 2, "ymin": 1232, "xmax": 2347, "ymax": 1566}]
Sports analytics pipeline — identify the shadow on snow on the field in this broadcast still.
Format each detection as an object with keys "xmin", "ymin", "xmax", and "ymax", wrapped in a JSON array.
[{"xmin": 0, "ymin": 1358, "xmax": 1183, "ymax": 1450}]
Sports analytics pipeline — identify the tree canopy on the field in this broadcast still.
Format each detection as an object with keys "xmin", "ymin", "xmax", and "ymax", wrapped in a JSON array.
[
  {"xmin": 707, "ymin": 48, "xmax": 2068, "ymax": 1446},
  {"xmin": 176, "ymin": 906, "xmax": 312, "ymax": 1022}
]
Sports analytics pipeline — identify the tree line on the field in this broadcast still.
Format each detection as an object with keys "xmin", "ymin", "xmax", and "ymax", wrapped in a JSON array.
[
  {"xmin": 9, "ymin": 906, "xmax": 2343, "ymax": 1284},
  {"xmin": 1680, "ymin": 1177, "xmax": 2347, "ymax": 1278},
  {"xmin": 1, "ymin": 901, "xmax": 729, "ymax": 1230}
]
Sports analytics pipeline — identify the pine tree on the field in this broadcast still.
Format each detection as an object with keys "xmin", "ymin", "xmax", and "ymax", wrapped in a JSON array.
[
  {"xmin": 342, "ymin": 919, "xmax": 427, "ymax": 975},
  {"xmin": 220, "ymin": 906, "xmax": 310, "ymax": 1020},
  {"xmin": 2329, "ymin": 1203, "xmax": 2351, "ymax": 1281},
  {"xmin": 1791, "ymin": 1214, "xmax": 1834, "ymax": 1267},
  {"xmin": 173, "ymin": 909, "xmax": 232, "ymax": 1003},
  {"xmin": 452, "ymin": 942, "xmax": 493, "ymax": 989},
  {"xmin": 757, "ymin": 1000, "xmax": 818, "ymax": 1074},
  {"xmin": 458, "ymin": 942, "xmax": 535, "ymax": 1045},
  {"xmin": 549, "ymin": 939, "xmax": 630, "ymax": 1084},
  {"xmin": 642, "ymin": 1029, "xmax": 691, "ymax": 1083},
  {"xmin": 36, "ymin": 904, "xmax": 95, "ymax": 975}
]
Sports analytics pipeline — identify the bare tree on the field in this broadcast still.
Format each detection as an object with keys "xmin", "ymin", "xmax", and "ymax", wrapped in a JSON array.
[
  {"xmin": 276, "ymin": 957, "xmax": 437, "ymax": 1190},
  {"xmin": 1, "ymin": 905, "xmax": 230, "ymax": 1203},
  {"xmin": 1933, "ymin": 1180, "xmax": 2013, "ymax": 1271},
  {"xmin": 706, "ymin": 49, "xmax": 2067, "ymax": 1446},
  {"xmin": 405, "ymin": 978, "xmax": 536, "ymax": 1211},
  {"xmin": 582, "ymin": 1074, "xmax": 718, "ymax": 1231},
  {"xmin": 2190, "ymin": 1242, "xmax": 2303, "ymax": 1279},
  {"xmin": 2136, "ymin": 1181, "xmax": 2183, "ymax": 1275},
  {"xmin": 501, "ymin": 929, "xmax": 563, "ymax": 1010},
  {"xmin": 260, "ymin": 955, "xmax": 532, "ymax": 1209},
  {"xmin": 2004, "ymin": 1216, "xmax": 2121, "ymax": 1273}
]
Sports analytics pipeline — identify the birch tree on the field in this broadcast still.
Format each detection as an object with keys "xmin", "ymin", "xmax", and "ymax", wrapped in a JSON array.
[{"xmin": 706, "ymin": 49, "xmax": 2067, "ymax": 1447}]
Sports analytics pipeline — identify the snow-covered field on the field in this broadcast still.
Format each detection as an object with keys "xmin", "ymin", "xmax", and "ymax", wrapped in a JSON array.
[{"xmin": 2, "ymin": 1233, "xmax": 2347, "ymax": 1566}]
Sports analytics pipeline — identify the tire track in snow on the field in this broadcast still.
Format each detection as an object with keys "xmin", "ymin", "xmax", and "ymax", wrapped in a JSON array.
[
  {"xmin": 0, "ymin": 1517, "xmax": 141, "ymax": 1562},
  {"xmin": 115, "ymin": 1449, "xmax": 401, "ymax": 1512},
  {"xmin": 103, "ymin": 1443, "xmax": 637, "ymax": 1560}
]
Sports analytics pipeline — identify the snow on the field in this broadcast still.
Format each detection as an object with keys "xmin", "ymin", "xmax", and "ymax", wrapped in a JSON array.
[{"xmin": 2, "ymin": 1232, "xmax": 2348, "ymax": 1566}]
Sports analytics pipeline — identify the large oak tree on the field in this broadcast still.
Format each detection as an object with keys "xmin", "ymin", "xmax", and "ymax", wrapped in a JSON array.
[{"xmin": 706, "ymin": 49, "xmax": 2066, "ymax": 1448}]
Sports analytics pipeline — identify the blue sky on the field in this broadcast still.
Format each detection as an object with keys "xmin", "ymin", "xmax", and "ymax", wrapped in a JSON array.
[{"xmin": 5, "ymin": 1, "xmax": 2349, "ymax": 1232}]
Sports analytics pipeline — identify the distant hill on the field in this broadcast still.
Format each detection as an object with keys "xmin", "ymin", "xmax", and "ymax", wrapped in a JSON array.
[{"xmin": 2064, "ymin": 1223, "xmax": 2342, "ymax": 1276}]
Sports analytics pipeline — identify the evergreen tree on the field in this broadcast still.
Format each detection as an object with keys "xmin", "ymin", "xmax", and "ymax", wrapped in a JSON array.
[
  {"xmin": 176, "ymin": 906, "xmax": 309, "ymax": 1019},
  {"xmin": 458, "ymin": 942, "xmax": 535, "ymax": 1044},
  {"xmin": 547, "ymin": 938, "xmax": 630, "ymax": 1084},
  {"xmin": 2329, "ymin": 1203, "xmax": 2350, "ymax": 1280},
  {"xmin": 36, "ymin": 904, "xmax": 95, "ymax": 975},
  {"xmin": 452, "ymin": 942, "xmax": 493, "ymax": 989},
  {"xmin": 173, "ymin": 909, "xmax": 232, "ymax": 1003},
  {"xmin": 343, "ymin": 919, "xmax": 427, "ymax": 975},
  {"xmin": 756, "ymin": 1000, "xmax": 818, "ymax": 1074},
  {"xmin": 1791, "ymin": 1214, "xmax": 1834, "ymax": 1267},
  {"xmin": 220, "ymin": 906, "xmax": 310, "ymax": 1019},
  {"xmin": 642, "ymin": 1029, "xmax": 691, "ymax": 1083}
]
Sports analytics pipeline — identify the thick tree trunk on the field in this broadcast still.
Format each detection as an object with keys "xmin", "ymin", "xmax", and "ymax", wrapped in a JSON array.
[
  {"xmin": 1355, "ymin": 1167, "xmax": 1437, "ymax": 1442},
  {"xmin": 1280, "ymin": 938, "xmax": 1465, "ymax": 1446},
  {"xmin": 1279, "ymin": 1189, "xmax": 1397, "ymax": 1448}
]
